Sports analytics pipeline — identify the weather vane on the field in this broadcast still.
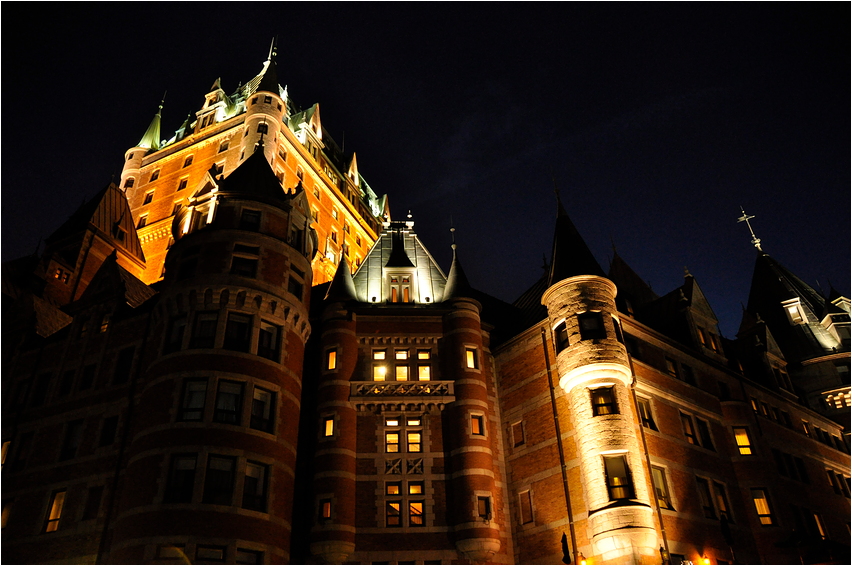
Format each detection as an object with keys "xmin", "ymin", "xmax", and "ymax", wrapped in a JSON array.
[{"xmin": 737, "ymin": 207, "xmax": 763, "ymax": 251}]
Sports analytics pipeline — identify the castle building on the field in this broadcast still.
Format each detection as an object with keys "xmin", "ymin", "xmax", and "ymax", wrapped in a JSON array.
[{"xmin": 2, "ymin": 48, "xmax": 850, "ymax": 566}]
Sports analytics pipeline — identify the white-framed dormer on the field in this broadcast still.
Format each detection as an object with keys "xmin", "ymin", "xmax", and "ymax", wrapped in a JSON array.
[{"xmin": 781, "ymin": 298, "xmax": 807, "ymax": 325}]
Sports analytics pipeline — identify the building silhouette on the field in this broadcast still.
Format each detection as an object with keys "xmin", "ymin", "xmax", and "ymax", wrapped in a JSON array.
[{"xmin": 2, "ymin": 47, "xmax": 849, "ymax": 565}]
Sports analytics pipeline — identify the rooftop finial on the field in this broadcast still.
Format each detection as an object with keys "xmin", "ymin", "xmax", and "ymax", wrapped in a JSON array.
[
  {"xmin": 450, "ymin": 216, "xmax": 457, "ymax": 250},
  {"xmin": 268, "ymin": 36, "xmax": 278, "ymax": 61},
  {"xmin": 737, "ymin": 206, "xmax": 763, "ymax": 251}
]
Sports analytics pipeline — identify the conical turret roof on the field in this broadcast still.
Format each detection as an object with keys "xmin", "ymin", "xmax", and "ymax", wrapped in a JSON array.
[
  {"xmin": 443, "ymin": 245, "xmax": 473, "ymax": 300},
  {"xmin": 137, "ymin": 100, "xmax": 163, "ymax": 150},
  {"xmin": 215, "ymin": 144, "xmax": 286, "ymax": 203},
  {"xmin": 547, "ymin": 195, "xmax": 604, "ymax": 286},
  {"xmin": 325, "ymin": 253, "xmax": 358, "ymax": 303}
]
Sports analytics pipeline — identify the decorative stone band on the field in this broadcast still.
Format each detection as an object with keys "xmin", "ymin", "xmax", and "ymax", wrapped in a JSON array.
[
  {"xmin": 559, "ymin": 362, "xmax": 632, "ymax": 394},
  {"xmin": 351, "ymin": 381, "xmax": 454, "ymax": 398},
  {"xmin": 455, "ymin": 537, "xmax": 501, "ymax": 563},
  {"xmin": 541, "ymin": 274, "xmax": 618, "ymax": 306},
  {"xmin": 310, "ymin": 540, "xmax": 356, "ymax": 565}
]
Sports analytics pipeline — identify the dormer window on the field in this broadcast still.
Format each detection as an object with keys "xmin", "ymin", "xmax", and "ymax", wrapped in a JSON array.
[
  {"xmin": 782, "ymin": 298, "xmax": 806, "ymax": 325},
  {"xmin": 389, "ymin": 274, "xmax": 412, "ymax": 303}
]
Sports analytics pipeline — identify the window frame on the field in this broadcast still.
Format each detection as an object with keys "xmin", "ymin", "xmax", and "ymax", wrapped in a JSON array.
[
  {"xmin": 43, "ymin": 489, "xmax": 67, "ymax": 533},
  {"xmin": 591, "ymin": 386, "xmax": 618, "ymax": 416}
]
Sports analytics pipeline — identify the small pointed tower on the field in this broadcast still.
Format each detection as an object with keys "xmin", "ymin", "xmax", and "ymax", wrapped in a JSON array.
[
  {"xmin": 120, "ymin": 98, "xmax": 163, "ymax": 201},
  {"xmin": 540, "ymin": 197, "xmax": 658, "ymax": 564},
  {"xmin": 239, "ymin": 39, "xmax": 286, "ymax": 165}
]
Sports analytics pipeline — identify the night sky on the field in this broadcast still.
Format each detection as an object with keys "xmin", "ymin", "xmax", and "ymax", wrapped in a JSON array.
[{"xmin": 3, "ymin": 4, "xmax": 849, "ymax": 337}]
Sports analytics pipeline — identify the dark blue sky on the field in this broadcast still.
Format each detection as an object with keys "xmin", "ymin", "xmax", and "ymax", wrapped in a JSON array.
[{"xmin": 3, "ymin": 3, "xmax": 849, "ymax": 337}]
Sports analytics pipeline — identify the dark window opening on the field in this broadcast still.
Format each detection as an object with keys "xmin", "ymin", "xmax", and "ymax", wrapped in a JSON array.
[
  {"xmin": 214, "ymin": 381, "xmax": 244, "ymax": 425},
  {"xmin": 113, "ymin": 347, "xmax": 135, "ymax": 385},
  {"xmin": 179, "ymin": 380, "xmax": 207, "ymax": 422},
  {"xmin": 242, "ymin": 461, "xmax": 268, "ymax": 512},
  {"xmin": 239, "ymin": 209, "xmax": 261, "ymax": 231},
  {"xmin": 250, "ymin": 388, "xmax": 274, "ymax": 433},
  {"xmin": 202, "ymin": 455, "xmax": 236, "ymax": 505},
  {"xmin": 191, "ymin": 312, "xmax": 218, "ymax": 349},
  {"xmin": 164, "ymin": 316, "xmax": 187, "ymax": 354},
  {"xmin": 59, "ymin": 419, "xmax": 84, "ymax": 461},
  {"xmin": 578, "ymin": 311, "xmax": 606, "ymax": 340},
  {"xmin": 223, "ymin": 313, "xmax": 252, "ymax": 352},
  {"xmin": 554, "ymin": 321, "xmax": 569, "ymax": 353},
  {"xmin": 99, "ymin": 416, "xmax": 119, "ymax": 446}
]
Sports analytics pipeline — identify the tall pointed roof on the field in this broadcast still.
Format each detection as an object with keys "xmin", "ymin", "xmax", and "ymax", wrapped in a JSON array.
[
  {"xmin": 214, "ymin": 143, "xmax": 287, "ymax": 203},
  {"xmin": 608, "ymin": 251, "xmax": 659, "ymax": 310},
  {"xmin": 547, "ymin": 195, "xmax": 605, "ymax": 286},
  {"xmin": 385, "ymin": 230, "xmax": 414, "ymax": 267},
  {"xmin": 256, "ymin": 40, "xmax": 280, "ymax": 95},
  {"xmin": 443, "ymin": 245, "xmax": 473, "ymax": 300},
  {"xmin": 325, "ymin": 253, "xmax": 358, "ymax": 302},
  {"xmin": 137, "ymin": 100, "xmax": 163, "ymax": 150}
]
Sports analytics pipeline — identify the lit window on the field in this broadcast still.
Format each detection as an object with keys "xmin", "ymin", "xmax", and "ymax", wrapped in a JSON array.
[
  {"xmin": 319, "ymin": 499, "xmax": 332, "ymax": 521},
  {"xmin": 386, "ymin": 482, "xmax": 401, "ymax": 495},
  {"xmin": 733, "ymin": 427, "xmax": 753, "ymax": 455},
  {"xmin": 43, "ymin": 490, "xmax": 66, "ymax": 533},
  {"xmin": 637, "ymin": 398, "xmax": 658, "ymax": 430},
  {"xmin": 408, "ymin": 481, "xmax": 424, "ymax": 495},
  {"xmin": 591, "ymin": 387, "xmax": 618, "ymax": 415},
  {"xmin": 751, "ymin": 488, "xmax": 775, "ymax": 525},
  {"xmin": 395, "ymin": 365, "xmax": 409, "ymax": 381},
  {"xmin": 99, "ymin": 313, "xmax": 111, "ymax": 333},
  {"xmin": 323, "ymin": 416, "xmax": 334, "ymax": 437},
  {"xmin": 242, "ymin": 461, "xmax": 268, "ymax": 512},
  {"xmin": 417, "ymin": 350, "xmax": 430, "ymax": 360},
  {"xmin": 1, "ymin": 440, "xmax": 9, "ymax": 468},
  {"xmin": 373, "ymin": 364, "xmax": 387, "ymax": 381},
  {"xmin": 250, "ymin": 388, "xmax": 274, "ymax": 433},
  {"xmin": 202, "ymin": 455, "xmax": 236, "ymax": 505},
  {"xmin": 213, "ymin": 381, "xmax": 244, "ymax": 425},
  {"xmin": 326, "ymin": 350, "xmax": 337, "ymax": 370},
  {"xmin": 465, "ymin": 347, "xmax": 479, "ymax": 369},
  {"xmin": 604, "ymin": 455, "xmax": 635, "ymax": 500},
  {"xmin": 386, "ymin": 501, "xmax": 402, "ymax": 526},
  {"xmin": 681, "ymin": 413, "xmax": 698, "ymax": 445},
  {"xmin": 471, "ymin": 415, "xmax": 485, "ymax": 436},
  {"xmin": 386, "ymin": 418, "xmax": 400, "ymax": 426},
  {"xmin": 409, "ymin": 501, "xmax": 424, "ymax": 526},
  {"xmin": 578, "ymin": 311, "xmax": 606, "ymax": 340},
  {"xmin": 519, "ymin": 490, "xmax": 533, "ymax": 524},
  {"xmin": 143, "ymin": 192, "xmax": 154, "ymax": 205},
  {"xmin": 386, "ymin": 432, "xmax": 400, "ymax": 453},
  {"xmin": 651, "ymin": 466, "xmax": 673, "ymax": 509},
  {"xmin": 418, "ymin": 365, "xmax": 431, "ymax": 381},
  {"xmin": 813, "ymin": 512, "xmax": 828, "ymax": 539},
  {"xmin": 178, "ymin": 380, "xmax": 207, "ymax": 421},
  {"xmin": 395, "ymin": 349, "xmax": 408, "ymax": 360},
  {"xmin": 407, "ymin": 431, "xmax": 422, "ymax": 453}
]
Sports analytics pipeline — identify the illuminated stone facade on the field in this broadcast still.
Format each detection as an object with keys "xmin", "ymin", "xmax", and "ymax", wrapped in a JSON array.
[{"xmin": 2, "ymin": 48, "xmax": 850, "ymax": 566}]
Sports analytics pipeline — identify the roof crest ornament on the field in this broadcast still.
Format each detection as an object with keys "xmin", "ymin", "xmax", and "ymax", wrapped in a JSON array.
[{"xmin": 737, "ymin": 206, "xmax": 763, "ymax": 251}]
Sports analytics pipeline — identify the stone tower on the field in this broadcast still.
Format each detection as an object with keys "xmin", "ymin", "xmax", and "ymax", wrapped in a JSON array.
[{"xmin": 540, "ymin": 200, "xmax": 658, "ymax": 564}]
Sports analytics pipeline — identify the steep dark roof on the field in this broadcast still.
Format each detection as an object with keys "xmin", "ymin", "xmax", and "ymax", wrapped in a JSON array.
[
  {"xmin": 547, "ymin": 197, "xmax": 605, "ymax": 286},
  {"xmin": 216, "ymin": 145, "xmax": 287, "ymax": 203},
  {"xmin": 256, "ymin": 51, "xmax": 280, "ymax": 95},
  {"xmin": 325, "ymin": 255, "xmax": 358, "ymax": 303},
  {"xmin": 443, "ymin": 247, "xmax": 473, "ymax": 300},
  {"xmin": 608, "ymin": 252, "xmax": 659, "ymax": 310},
  {"xmin": 385, "ymin": 230, "xmax": 415, "ymax": 268}
]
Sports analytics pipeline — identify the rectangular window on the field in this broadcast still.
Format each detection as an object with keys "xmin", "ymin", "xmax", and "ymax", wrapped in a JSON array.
[
  {"xmin": 82, "ymin": 485, "xmax": 104, "ymax": 520},
  {"xmin": 191, "ymin": 312, "xmax": 218, "ymax": 349},
  {"xmin": 219, "ymin": 140, "xmax": 229, "ymax": 153},
  {"xmin": 223, "ymin": 313, "xmax": 252, "ymax": 352},
  {"xmin": 177, "ymin": 178, "xmax": 188, "ymax": 191},
  {"xmin": 604, "ymin": 455, "xmax": 635, "ymax": 500},
  {"xmin": 696, "ymin": 477, "xmax": 716, "ymax": 518},
  {"xmin": 651, "ymin": 466, "xmax": 673, "ymax": 509},
  {"xmin": 172, "ymin": 202, "xmax": 183, "ymax": 216},
  {"xmin": 183, "ymin": 155, "xmax": 193, "ymax": 168},
  {"xmin": 44, "ymin": 490, "xmax": 66, "ymax": 533},
  {"xmin": 591, "ymin": 387, "xmax": 618, "ymax": 415},
  {"xmin": 196, "ymin": 546, "xmax": 225, "ymax": 563},
  {"xmin": 477, "ymin": 496, "xmax": 492, "ymax": 519},
  {"xmin": 695, "ymin": 418, "xmax": 715, "ymax": 451},
  {"xmin": 113, "ymin": 346, "xmax": 135, "ymax": 384},
  {"xmin": 236, "ymin": 550, "xmax": 263, "ymax": 565},
  {"xmin": 813, "ymin": 512, "xmax": 828, "ymax": 539},
  {"xmin": 239, "ymin": 209, "xmax": 261, "ymax": 231},
  {"xmin": 407, "ymin": 431, "xmax": 422, "ymax": 453},
  {"xmin": 323, "ymin": 416, "xmax": 334, "ymax": 437},
  {"xmin": 373, "ymin": 363, "xmax": 387, "ymax": 381},
  {"xmin": 59, "ymin": 419, "xmax": 84, "ymax": 461},
  {"xmin": 11, "ymin": 432, "xmax": 33, "ymax": 472},
  {"xmin": 179, "ymin": 380, "xmax": 207, "ymax": 421},
  {"xmin": 202, "ymin": 455, "xmax": 236, "ymax": 505},
  {"xmin": 164, "ymin": 315, "xmax": 188, "ymax": 354},
  {"xmin": 409, "ymin": 501, "xmax": 424, "ymax": 526},
  {"xmin": 751, "ymin": 488, "xmax": 775, "ymax": 525},
  {"xmin": 408, "ymin": 480, "xmax": 424, "ymax": 495},
  {"xmin": 519, "ymin": 490, "xmax": 534, "ymax": 524},
  {"xmin": 319, "ymin": 498, "xmax": 332, "ymax": 521},
  {"xmin": 637, "ymin": 398, "xmax": 658, "ymax": 430},
  {"xmin": 165, "ymin": 454, "xmax": 197, "ymax": 503},
  {"xmin": 143, "ymin": 192, "xmax": 154, "ymax": 205},
  {"xmin": 665, "ymin": 357, "xmax": 678, "ymax": 377},
  {"xmin": 395, "ymin": 365, "xmax": 409, "ymax": 381},
  {"xmin": 578, "ymin": 311, "xmax": 607, "ymax": 340},
  {"xmin": 230, "ymin": 256, "xmax": 258, "ymax": 278},
  {"xmin": 386, "ymin": 432, "xmax": 400, "ymax": 453},
  {"xmin": 137, "ymin": 215, "xmax": 148, "ymax": 228},
  {"xmin": 471, "ymin": 415, "xmax": 485, "ymax": 436},
  {"xmin": 512, "ymin": 421, "xmax": 525, "ymax": 447},
  {"xmin": 387, "ymin": 501, "xmax": 402, "ymax": 526},
  {"xmin": 733, "ymin": 427, "xmax": 753, "ymax": 455},
  {"xmin": 214, "ymin": 381, "xmax": 243, "ymax": 425},
  {"xmin": 418, "ymin": 365, "xmax": 431, "ymax": 380},
  {"xmin": 258, "ymin": 321, "xmax": 280, "ymax": 361},
  {"xmin": 713, "ymin": 481, "xmax": 732, "ymax": 521},
  {"xmin": 242, "ymin": 461, "xmax": 268, "ymax": 512},
  {"xmin": 554, "ymin": 321, "xmax": 569, "ymax": 352},
  {"xmin": 386, "ymin": 481, "xmax": 401, "ymax": 495},
  {"xmin": 99, "ymin": 415, "xmax": 119, "ymax": 447},
  {"xmin": 681, "ymin": 413, "xmax": 698, "ymax": 445},
  {"xmin": 465, "ymin": 347, "xmax": 479, "ymax": 369},
  {"xmin": 395, "ymin": 349, "xmax": 408, "ymax": 360},
  {"xmin": 681, "ymin": 364, "xmax": 696, "ymax": 385},
  {"xmin": 250, "ymin": 388, "xmax": 274, "ymax": 433}
]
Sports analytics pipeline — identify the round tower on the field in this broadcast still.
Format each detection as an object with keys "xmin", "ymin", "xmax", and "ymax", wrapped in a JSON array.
[
  {"xmin": 309, "ymin": 259, "xmax": 359, "ymax": 563},
  {"xmin": 108, "ymin": 149, "xmax": 315, "ymax": 564},
  {"xmin": 121, "ymin": 101, "xmax": 163, "ymax": 201},
  {"xmin": 239, "ymin": 47, "xmax": 286, "ymax": 166},
  {"xmin": 442, "ymin": 250, "xmax": 502, "ymax": 563},
  {"xmin": 541, "ymin": 201, "xmax": 658, "ymax": 564}
]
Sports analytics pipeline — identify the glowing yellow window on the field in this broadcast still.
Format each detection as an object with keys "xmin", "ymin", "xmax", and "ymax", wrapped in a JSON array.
[
  {"xmin": 418, "ymin": 365, "xmax": 431, "ymax": 381},
  {"xmin": 326, "ymin": 350, "xmax": 337, "ymax": 370},
  {"xmin": 408, "ymin": 481, "xmax": 424, "ymax": 495},
  {"xmin": 417, "ymin": 350, "xmax": 430, "ymax": 360},
  {"xmin": 386, "ymin": 432, "xmax": 400, "ymax": 453},
  {"xmin": 407, "ymin": 432, "xmax": 422, "ymax": 453},
  {"xmin": 373, "ymin": 364, "xmax": 387, "ymax": 381},
  {"xmin": 44, "ymin": 490, "xmax": 66, "ymax": 533},
  {"xmin": 386, "ymin": 418, "xmax": 400, "ymax": 427},
  {"xmin": 386, "ymin": 482, "xmax": 401, "ymax": 495},
  {"xmin": 465, "ymin": 347, "xmax": 479, "ymax": 369},
  {"xmin": 733, "ymin": 427, "xmax": 752, "ymax": 455},
  {"xmin": 373, "ymin": 350, "xmax": 386, "ymax": 360},
  {"xmin": 323, "ymin": 417, "xmax": 334, "ymax": 437},
  {"xmin": 395, "ymin": 366, "xmax": 409, "ymax": 381},
  {"xmin": 395, "ymin": 350, "xmax": 408, "ymax": 360},
  {"xmin": 407, "ymin": 418, "xmax": 421, "ymax": 426}
]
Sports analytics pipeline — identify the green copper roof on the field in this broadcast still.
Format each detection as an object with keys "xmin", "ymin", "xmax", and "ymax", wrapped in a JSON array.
[{"xmin": 137, "ymin": 101, "xmax": 163, "ymax": 150}]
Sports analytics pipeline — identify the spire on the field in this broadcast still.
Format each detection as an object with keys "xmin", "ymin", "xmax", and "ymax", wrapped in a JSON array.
[
  {"xmin": 443, "ymin": 231, "xmax": 473, "ymax": 300},
  {"xmin": 137, "ymin": 96, "xmax": 165, "ymax": 150},
  {"xmin": 547, "ymin": 191, "xmax": 605, "ymax": 286},
  {"xmin": 385, "ymin": 229, "xmax": 414, "ymax": 268},
  {"xmin": 256, "ymin": 37, "xmax": 280, "ymax": 95},
  {"xmin": 325, "ymin": 252, "xmax": 358, "ymax": 302},
  {"xmin": 737, "ymin": 207, "xmax": 763, "ymax": 252}
]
